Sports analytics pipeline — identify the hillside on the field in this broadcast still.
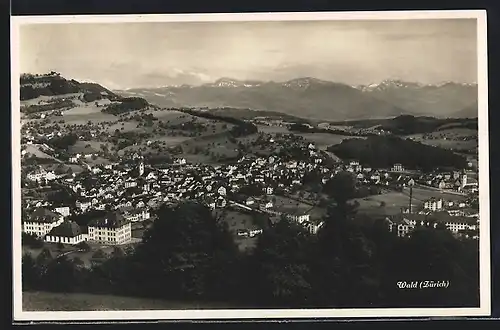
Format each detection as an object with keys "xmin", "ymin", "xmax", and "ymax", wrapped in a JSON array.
[
  {"xmin": 453, "ymin": 101, "xmax": 479, "ymax": 118},
  {"xmin": 20, "ymin": 72, "xmax": 120, "ymax": 101},
  {"xmin": 328, "ymin": 135, "xmax": 468, "ymax": 171},
  {"xmin": 20, "ymin": 73, "xmax": 150, "ymax": 116},
  {"xmin": 357, "ymin": 80, "xmax": 478, "ymax": 117},
  {"xmin": 116, "ymin": 77, "xmax": 407, "ymax": 121}
]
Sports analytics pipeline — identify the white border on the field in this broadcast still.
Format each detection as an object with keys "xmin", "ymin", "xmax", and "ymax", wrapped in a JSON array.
[{"xmin": 11, "ymin": 10, "xmax": 490, "ymax": 321}]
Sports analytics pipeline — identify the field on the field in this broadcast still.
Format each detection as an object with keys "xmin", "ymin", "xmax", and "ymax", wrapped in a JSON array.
[
  {"xmin": 353, "ymin": 186, "xmax": 468, "ymax": 216},
  {"xmin": 255, "ymin": 125, "xmax": 367, "ymax": 150},
  {"xmin": 296, "ymin": 133, "xmax": 365, "ymax": 150},
  {"xmin": 61, "ymin": 104, "xmax": 117, "ymax": 125},
  {"xmin": 151, "ymin": 135, "xmax": 193, "ymax": 146},
  {"xmin": 22, "ymin": 291, "xmax": 236, "ymax": 311},
  {"xmin": 106, "ymin": 121, "xmax": 142, "ymax": 134},
  {"xmin": 22, "ymin": 144, "xmax": 60, "ymax": 161},
  {"xmin": 180, "ymin": 134, "xmax": 239, "ymax": 160},
  {"xmin": 257, "ymin": 125, "xmax": 290, "ymax": 134},
  {"xmin": 20, "ymin": 93, "xmax": 83, "ymax": 107},
  {"xmin": 405, "ymin": 128, "xmax": 477, "ymax": 151}
]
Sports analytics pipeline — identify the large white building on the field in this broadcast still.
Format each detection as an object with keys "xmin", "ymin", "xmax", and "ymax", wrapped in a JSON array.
[
  {"xmin": 54, "ymin": 206, "xmax": 71, "ymax": 217},
  {"xmin": 387, "ymin": 212, "xmax": 478, "ymax": 238},
  {"xmin": 423, "ymin": 198, "xmax": 443, "ymax": 212},
  {"xmin": 23, "ymin": 208, "xmax": 64, "ymax": 238},
  {"xmin": 123, "ymin": 208, "xmax": 151, "ymax": 222},
  {"xmin": 88, "ymin": 212, "xmax": 132, "ymax": 245}
]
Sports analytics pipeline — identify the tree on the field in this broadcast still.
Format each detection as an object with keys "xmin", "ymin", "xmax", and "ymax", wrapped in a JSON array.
[
  {"xmin": 130, "ymin": 201, "xmax": 241, "ymax": 301},
  {"xmin": 250, "ymin": 220, "xmax": 316, "ymax": 307},
  {"xmin": 77, "ymin": 241, "xmax": 91, "ymax": 252},
  {"xmin": 22, "ymin": 253, "xmax": 41, "ymax": 290},
  {"xmin": 22, "ymin": 233, "xmax": 44, "ymax": 249},
  {"xmin": 383, "ymin": 227, "xmax": 479, "ymax": 307},
  {"xmin": 323, "ymin": 172, "xmax": 357, "ymax": 206},
  {"xmin": 42, "ymin": 256, "xmax": 82, "ymax": 292}
]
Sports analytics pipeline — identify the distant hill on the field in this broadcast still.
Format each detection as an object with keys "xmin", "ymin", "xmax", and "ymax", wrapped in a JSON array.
[
  {"xmin": 328, "ymin": 135, "xmax": 468, "ymax": 171},
  {"xmin": 356, "ymin": 79, "xmax": 478, "ymax": 118},
  {"xmin": 329, "ymin": 115, "xmax": 478, "ymax": 133},
  {"xmin": 116, "ymin": 77, "xmax": 407, "ymax": 121},
  {"xmin": 190, "ymin": 107, "xmax": 311, "ymax": 122},
  {"xmin": 453, "ymin": 101, "xmax": 479, "ymax": 118},
  {"xmin": 379, "ymin": 115, "xmax": 478, "ymax": 135}
]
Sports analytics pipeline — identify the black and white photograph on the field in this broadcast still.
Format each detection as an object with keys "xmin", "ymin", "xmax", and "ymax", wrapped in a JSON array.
[{"xmin": 11, "ymin": 11, "xmax": 490, "ymax": 321}]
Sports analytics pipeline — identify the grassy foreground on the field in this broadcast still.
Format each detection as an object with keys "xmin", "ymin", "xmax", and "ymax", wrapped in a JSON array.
[{"xmin": 22, "ymin": 291, "xmax": 237, "ymax": 311}]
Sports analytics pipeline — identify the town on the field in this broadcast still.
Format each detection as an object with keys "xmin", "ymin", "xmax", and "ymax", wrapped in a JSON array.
[{"xmin": 21, "ymin": 120, "xmax": 480, "ymax": 265}]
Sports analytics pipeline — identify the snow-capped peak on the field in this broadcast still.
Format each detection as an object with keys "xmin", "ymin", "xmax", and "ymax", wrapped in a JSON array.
[
  {"xmin": 282, "ymin": 77, "xmax": 330, "ymax": 89},
  {"xmin": 204, "ymin": 78, "xmax": 262, "ymax": 88},
  {"xmin": 358, "ymin": 79, "xmax": 477, "ymax": 92}
]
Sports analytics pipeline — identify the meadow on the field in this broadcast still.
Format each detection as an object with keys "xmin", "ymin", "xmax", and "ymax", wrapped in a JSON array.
[
  {"xmin": 296, "ymin": 133, "xmax": 365, "ymax": 150},
  {"xmin": 353, "ymin": 186, "xmax": 468, "ymax": 216},
  {"xmin": 405, "ymin": 128, "xmax": 478, "ymax": 151},
  {"xmin": 22, "ymin": 291, "xmax": 234, "ymax": 311},
  {"xmin": 61, "ymin": 104, "xmax": 117, "ymax": 125}
]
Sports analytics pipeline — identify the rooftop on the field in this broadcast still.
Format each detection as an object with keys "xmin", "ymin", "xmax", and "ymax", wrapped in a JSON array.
[
  {"xmin": 25, "ymin": 208, "xmax": 61, "ymax": 224},
  {"xmin": 89, "ymin": 211, "xmax": 129, "ymax": 229},
  {"xmin": 47, "ymin": 221, "xmax": 83, "ymax": 237}
]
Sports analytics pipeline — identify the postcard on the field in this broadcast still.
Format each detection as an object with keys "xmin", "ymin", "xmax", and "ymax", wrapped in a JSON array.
[{"xmin": 11, "ymin": 10, "xmax": 490, "ymax": 321}]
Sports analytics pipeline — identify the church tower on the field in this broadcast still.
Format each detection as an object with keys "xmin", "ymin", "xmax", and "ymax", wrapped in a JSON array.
[
  {"xmin": 139, "ymin": 160, "xmax": 144, "ymax": 176},
  {"xmin": 461, "ymin": 173, "xmax": 468, "ymax": 188}
]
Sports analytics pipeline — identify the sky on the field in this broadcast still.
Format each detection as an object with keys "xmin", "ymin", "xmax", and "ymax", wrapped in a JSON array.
[{"xmin": 19, "ymin": 19, "xmax": 478, "ymax": 90}]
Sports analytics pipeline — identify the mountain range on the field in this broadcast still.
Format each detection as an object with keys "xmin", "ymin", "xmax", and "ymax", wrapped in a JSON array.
[{"xmin": 115, "ymin": 77, "xmax": 478, "ymax": 121}]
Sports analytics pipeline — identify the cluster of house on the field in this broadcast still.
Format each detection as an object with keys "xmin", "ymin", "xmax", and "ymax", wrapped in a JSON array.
[
  {"xmin": 346, "ymin": 160, "xmax": 478, "ymax": 193},
  {"xmin": 26, "ymin": 166, "xmax": 58, "ymax": 183},
  {"xmin": 386, "ymin": 197, "xmax": 479, "ymax": 239},
  {"xmin": 21, "ymin": 131, "xmax": 480, "ymax": 246},
  {"xmin": 23, "ymin": 207, "xmax": 132, "ymax": 246},
  {"xmin": 419, "ymin": 170, "xmax": 478, "ymax": 193},
  {"xmin": 21, "ymin": 147, "xmax": 335, "ymax": 244}
]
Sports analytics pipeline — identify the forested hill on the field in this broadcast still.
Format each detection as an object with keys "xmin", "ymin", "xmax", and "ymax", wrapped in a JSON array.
[
  {"xmin": 20, "ymin": 72, "xmax": 121, "ymax": 101},
  {"xmin": 380, "ymin": 115, "xmax": 478, "ymax": 135},
  {"xmin": 328, "ymin": 135, "xmax": 468, "ymax": 171},
  {"xmin": 20, "ymin": 73, "xmax": 152, "ymax": 116}
]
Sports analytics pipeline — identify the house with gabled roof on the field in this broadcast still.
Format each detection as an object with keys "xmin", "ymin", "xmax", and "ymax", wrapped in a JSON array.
[{"xmin": 45, "ymin": 221, "xmax": 88, "ymax": 245}]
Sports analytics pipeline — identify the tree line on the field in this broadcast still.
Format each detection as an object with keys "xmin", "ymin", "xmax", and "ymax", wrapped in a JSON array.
[
  {"xmin": 179, "ymin": 109, "xmax": 258, "ymax": 137},
  {"xmin": 102, "ymin": 97, "xmax": 150, "ymax": 115}
]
